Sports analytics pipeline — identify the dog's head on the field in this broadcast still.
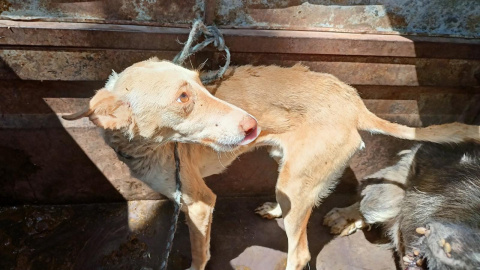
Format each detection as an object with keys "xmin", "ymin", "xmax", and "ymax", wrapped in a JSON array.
[{"xmin": 63, "ymin": 58, "xmax": 260, "ymax": 151}]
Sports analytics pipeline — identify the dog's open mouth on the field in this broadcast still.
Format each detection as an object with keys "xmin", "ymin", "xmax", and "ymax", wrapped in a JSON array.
[
  {"xmin": 239, "ymin": 126, "xmax": 260, "ymax": 145},
  {"xmin": 214, "ymin": 126, "xmax": 261, "ymax": 151}
]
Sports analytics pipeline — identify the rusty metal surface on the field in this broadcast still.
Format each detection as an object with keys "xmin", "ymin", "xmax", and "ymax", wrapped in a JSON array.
[
  {"xmin": 2, "ymin": 20, "xmax": 480, "ymax": 60},
  {"xmin": 0, "ymin": 197, "xmax": 397, "ymax": 270},
  {"xmin": 0, "ymin": 49, "xmax": 211, "ymax": 81},
  {"xmin": 1, "ymin": 80, "xmax": 479, "ymax": 204},
  {"xmin": 0, "ymin": 0, "xmax": 204, "ymax": 26},
  {"xmin": 0, "ymin": 49, "xmax": 177, "ymax": 81},
  {"xmin": 0, "ymin": 48, "xmax": 479, "ymax": 85},
  {"xmin": 1, "ymin": 0, "xmax": 478, "ymax": 39},
  {"xmin": 214, "ymin": 0, "xmax": 480, "ymax": 38},
  {"xmin": 0, "ymin": 20, "xmax": 192, "ymax": 50},
  {"xmin": 224, "ymin": 53, "xmax": 480, "ymax": 87},
  {"xmin": 221, "ymin": 29, "xmax": 480, "ymax": 59}
]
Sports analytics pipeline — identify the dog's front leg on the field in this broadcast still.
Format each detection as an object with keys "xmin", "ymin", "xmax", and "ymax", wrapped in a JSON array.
[{"xmin": 181, "ymin": 170, "xmax": 217, "ymax": 270}]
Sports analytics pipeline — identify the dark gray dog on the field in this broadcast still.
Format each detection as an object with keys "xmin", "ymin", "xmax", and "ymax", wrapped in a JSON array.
[{"xmin": 324, "ymin": 142, "xmax": 480, "ymax": 270}]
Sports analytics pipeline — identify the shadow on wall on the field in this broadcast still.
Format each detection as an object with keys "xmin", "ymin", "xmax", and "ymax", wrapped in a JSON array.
[
  {"xmin": 0, "ymin": 79, "xmax": 179, "ymax": 269},
  {"xmin": 0, "ymin": 79, "xmax": 124, "ymax": 205}
]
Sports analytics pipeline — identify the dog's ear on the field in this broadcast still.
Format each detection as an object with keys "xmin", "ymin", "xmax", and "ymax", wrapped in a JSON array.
[{"xmin": 63, "ymin": 89, "xmax": 132, "ymax": 130}]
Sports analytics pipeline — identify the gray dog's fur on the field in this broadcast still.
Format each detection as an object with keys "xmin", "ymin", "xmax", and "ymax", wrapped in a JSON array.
[
  {"xmin": 328, "ymin": 142, "xmax": 480, "ymax": 269},
  {"xmin": 364, "ymin": 142, "xmax": 480, "ymax": 269}
]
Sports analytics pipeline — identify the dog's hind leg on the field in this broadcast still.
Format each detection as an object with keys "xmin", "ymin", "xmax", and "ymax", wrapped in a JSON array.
[
  {"xmin": 180, "ymin": 166, "xmax": 217, "ymax": 270},
  {"xmin": 276, "ymin": 129, "xmax": 363, "ymax": 270}
]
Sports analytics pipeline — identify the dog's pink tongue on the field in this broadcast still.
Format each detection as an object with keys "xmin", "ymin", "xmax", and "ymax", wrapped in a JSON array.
[{"xmin": 239, "ymin": 126, "xmax": 261, "ymax": 145}]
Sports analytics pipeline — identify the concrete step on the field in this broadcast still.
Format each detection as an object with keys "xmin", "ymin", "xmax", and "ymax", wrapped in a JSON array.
[{"xmin": 0, "ymin": 195, "xmax": 396, "ymax": 270}]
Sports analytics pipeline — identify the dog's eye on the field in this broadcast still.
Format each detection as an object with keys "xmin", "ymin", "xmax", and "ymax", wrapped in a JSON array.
[{"xmin": 177, "ymin": 92, "xmax": 189, "ymax": 103}]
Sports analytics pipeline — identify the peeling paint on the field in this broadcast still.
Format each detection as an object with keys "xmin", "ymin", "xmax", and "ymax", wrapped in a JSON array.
[
  {"xmin": 0, "ymin": 0, "xmax": 12, "ymax": 13},
  {"xmin": 1, "ymin": 0, "xmax": 477, "ymax": 37},
  {"xmin": 0, "ymin": 0, "xmax": 203, "ymax": 25},
  {"xmin": 214, "ymin": 0, "xmax": 480, "ymax": 38},
  {"xmin": 132, "ymin": 0, "xmax": 153, "ymax": 21}
]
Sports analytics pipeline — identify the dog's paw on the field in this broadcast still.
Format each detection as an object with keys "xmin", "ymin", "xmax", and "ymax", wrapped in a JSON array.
[
  {"xmin": 323, "ymin": 203, "xmax": 369, "ymax": 236},
  {"xmin": 255, "ymin": 202, "xmax": 282, "ymax": 219}
]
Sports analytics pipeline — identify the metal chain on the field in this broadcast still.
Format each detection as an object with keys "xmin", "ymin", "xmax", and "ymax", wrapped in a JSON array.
[{"xmin": 159, "ymin": 142, "xmax": 182, "ymax": 270}]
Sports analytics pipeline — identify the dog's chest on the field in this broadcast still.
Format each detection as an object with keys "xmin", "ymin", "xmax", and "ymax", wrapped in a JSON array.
[
  {"xmin": 194, "ymin": 144, "xmax": 255, "ymax": 178},
  {"xmin": 127, "ymin": 151, "xmax": 178, "ymax": 198},
  {"xmin": 198, "ymin": 150, "xmax": 235, "ymax": 178},
  {"xmin": 105, "ymin": 134, "xmax": 178, "ymax": 198}
]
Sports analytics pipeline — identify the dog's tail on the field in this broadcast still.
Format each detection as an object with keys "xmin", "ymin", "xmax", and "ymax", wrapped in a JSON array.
[{"xmin": 358, "ymin": 108, "xmax": 480, "ymax": 143}]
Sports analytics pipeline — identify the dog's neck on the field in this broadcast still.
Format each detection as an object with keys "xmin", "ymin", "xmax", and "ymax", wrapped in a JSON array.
[
  {"xmin": 101, "ymin": 129, "xmax": 253, "ymax": 196},
  {"xmin": 103, "ymin": 129, "xmax": 175, "ymax": 179}
]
